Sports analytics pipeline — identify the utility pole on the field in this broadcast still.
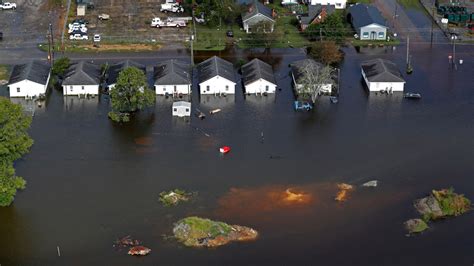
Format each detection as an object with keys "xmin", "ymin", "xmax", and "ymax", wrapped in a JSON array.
[
  {"xmin": 319, "ymin": 28, "xmax": 322, "ymax": 42},
  {"xmin": 50, "ymin": 23, "xmax": 55, "ymax": 63},
  {"xmin": 47, "ymin": 28, "xmax": 52, "ymax": 64},
  {"xmin": 451, "ymin": 34, "xmax": 457, "ymax": 70},
  {"xmin": 406, "ymin": 34, "xmax": 413, "ymax": 74},
  {"xmin": 190, "ymin": 34, "xmax": 194, "ymax": 66},
  {"xmin": 430, "ymin": 6, "xmax": 435, "ymax": 47}
]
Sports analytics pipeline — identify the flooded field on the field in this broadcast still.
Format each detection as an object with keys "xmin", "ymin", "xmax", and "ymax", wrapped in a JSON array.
[{"xmin": 0, "ymin": 41, "xmax": 472, "ymax": 265}]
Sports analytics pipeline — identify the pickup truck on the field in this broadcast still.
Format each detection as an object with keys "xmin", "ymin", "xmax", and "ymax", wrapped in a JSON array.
[
  {"xmin": 160, "ymin": 3, "xmax": 183, "ymax": 13},
  {"xmin": 151, "ymin": 17, "xmax": 186, "ymax": 28},
  {"xmin": 0, "ymin": 2, "xmax": 17, "ymax": 10}
]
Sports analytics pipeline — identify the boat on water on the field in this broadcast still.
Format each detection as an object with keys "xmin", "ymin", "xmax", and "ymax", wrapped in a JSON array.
[
  {"xmin": 404, "ymin": 92, "xmax": 422, "ymax": 99},
  {"xmin": 329, "ymin": 96, "xmax": 338, "ymax": 104}
]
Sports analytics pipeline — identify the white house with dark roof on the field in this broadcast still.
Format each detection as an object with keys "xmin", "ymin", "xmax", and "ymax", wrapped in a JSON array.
[
  {"xmin": 290, "ymin": 59, "xmax": 334, "ymax": 94},
  {"xmin": 107, "ymin": 60, "xmax": 146, "ymax": 90},
  {"xmin": 241, "ymin": 58, "xmax": 276, "ymax": 94},
  {"xmin": 348, "ymin": 4, "xmax": 388, "ymax": 40},
  {"xmin": 154, "ymin": 60, "xmax": 192, "ymax": 95},
  {"xmin": 361, "ymin": 59, "xmax": 405, "ymax": 92},
  {"xmin": 62, "ymin": 61, "xmax": 101, "ymax": 96},
  {"xmin": 242, "ymin": 0, "xmax": 275, "ymax": 33},
  {"xmin": 8, "ymin": 61, "xmax": 51, "ymax": 98},
  {"xmin": 197, "ymin": 56, "xmax": 236, "ymax": 95}
]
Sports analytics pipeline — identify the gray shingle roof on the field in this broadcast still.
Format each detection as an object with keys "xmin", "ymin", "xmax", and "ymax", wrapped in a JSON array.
[
  {"xmin": 153, "ymin": 60, "xmax": 191, "ymax": 85},
  {"xmin": 290, "ymin": 59, "xmax": 327, "ymax": 82},
  {"xmin": 62, "ymin": 61, "xmax": 101, "ymax": 86},
  {"xmin": 348, "ymin": 3, "xmax": 387, "ymax": 29},
  {"xmin": 361, "ymin": 59, "xmax": 405, "ymax": 83},
  {"xmin": 108, "ymin": 60, "xmax": 146, "ymax": 85},
  {"xmin": 242, "ymin": 0, "xmax": 274, "ymax": 22},
  {"xmin": 241, "ymin": 58, "xmax": 275, "ymax": 86},
  {"xmin": 197, "ymin": 56, "xmax": 235, "ymax": 84},
  {"xmin": 300, "ymin": 4, "xmax": 335, "ymax": 25},
  {"xmin": 8, "ymin": 61, "xmax": 51, "ymax": 85}
]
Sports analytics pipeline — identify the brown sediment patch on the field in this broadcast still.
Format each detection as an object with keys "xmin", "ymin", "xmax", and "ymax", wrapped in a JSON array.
[
  {"xmin": 134, "ymin": 137, "xmax": 153, "ymax": 146},
  {"xmin": 335, "ymin": 183, "xmax": 354, "ymax": 202}
]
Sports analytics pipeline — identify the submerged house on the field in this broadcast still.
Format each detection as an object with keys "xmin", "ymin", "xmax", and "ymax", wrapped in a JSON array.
[
  {"xmin": 62, "ymin": 61, "xmax": 101, "ymax": 96},
  {"xmin": 348, "ymin": 4, "xmax": 388, "ymax": 40},
  {"xmin": 291, "ymin": 59, "xmax": 334, "ymax": 94},
  {"xmin": 299, "ymin": 4, "xmax": 335, "ymax": 31},
  {"xmin": 242, "ymin": 0, "xmax": 275, "ymax": 33},
  {"xmin": 361, "ymin": 59, "xmax": 405, "ymax": 92},
  {"xmin": 241, "ymin": 58, "xmax": 276, "ymax": 94},
  {"xmin": 107, "ymin": 60, "xmax": 146, "ymax": 89},
  {"xmin": 8, "ymin": 61, "xmax": 51, "ymax": 98},
  {"xmin": 172, "ymin": 101, "xmax": 191, "ymax": 117},
  {"xmin": 154, "ymin": 60, "xmax": 192, "ymax": 96},
  {"xmin": 197, "ymin": 56, "xmax": 236, "ymax": 95}
]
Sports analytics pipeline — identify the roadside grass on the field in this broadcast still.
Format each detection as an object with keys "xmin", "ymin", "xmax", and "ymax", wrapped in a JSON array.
[
  {"xmin": 397, "ymin": 0, "xmax": 423, "ymax": 9},
  {"xmin": 38, "ymin": 41, "xmax": 162, "ymax": 53},
  {"xmin": 192, "ymin": 24, "xmax": 236, "ymax": 51},
  {"xmin": 0, "ymin": 65, "xmax": 10, "ymax": 81},
  {"xmin": 350, "ymin": 38, "xmax": 401, "ymax": 46}
]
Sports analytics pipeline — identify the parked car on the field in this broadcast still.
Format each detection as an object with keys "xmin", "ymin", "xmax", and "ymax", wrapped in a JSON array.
[
  {"xmin": 226, "ymin": 30, "xmax": 233, "ymax": 38},
  {"xmin": 0, "ymin": 2, "xmax": 17, "ymax": 10},
  {"xmin": 294, "ymin": 101, "xmax": 313, "ymax": 111},
  {"xmin": 69, "ymin": 33, "xmax": 88, "ymax": 40},
  {"xmin": 160, "ymin": 3, "xmax": 183, "ymax": 13},
  {"xmin": 151, "ymin": 17, "xmax": 186, "ymax": 28},
  {"xmin": 98, "ymin": 13, "xmax": 110, "ymax": 20},
  {"xmin": 68, "ymin": 25, "xmax": 87, "ymax": 34},
  {"xmin": 93, "ymin": 34, "xmax": 101, "ymax": 42}
]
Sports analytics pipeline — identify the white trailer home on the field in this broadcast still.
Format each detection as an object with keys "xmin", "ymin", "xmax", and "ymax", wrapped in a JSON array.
[
  {"xmin": 8, "ymin": 61, "xmax": 51, "ymax": 98},
  {"xmin": 197, "ymin": 56, "xmax": 236, "ymax": 95},
  {"xmin": 172, "ymin": 101, "xmax": 191, "ymax": 117},
  {"xmin": 62, "ymin": 61, "xmax": 101, "ymax": 96},
  {"xmin": 241, "ymin": 58, "xmax": 276, "ymax": 94},
  {"xmin": 154, "ymin": 60, "xmax": 192, "ymax": 96},
  {"xmin": 361, "ymin": 59, "xmax": 405, "ymax": 92}
]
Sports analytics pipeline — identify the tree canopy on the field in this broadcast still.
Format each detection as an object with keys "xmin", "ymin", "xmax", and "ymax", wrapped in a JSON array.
[
  {"xmin": 52, "ymin": 57, "xmax": 70, "ymax": 77},
  {"xmin": 305, "ymin": 13, "xmax": 346, "ymax": 42},
  {"xmin": 294, "ymin": 61, "xmax": 334, "ymax": 103},
  {"xmin": 0, "ymin": 97, "xmax": 33, "ymax": 206},
  {"xmin": 309, "ymin": 41, "xmax": 343, "ymax": 66},
  {"xmin": 194, "ymin": 0, "xmax": 243, "ymax": 26},
  {"xmin": 108, "ymin": 67, "xmax": 155, "ymax": 122}
]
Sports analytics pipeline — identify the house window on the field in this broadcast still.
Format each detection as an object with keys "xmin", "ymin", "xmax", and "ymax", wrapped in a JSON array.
[
  {"xmin": 173, "ymin": 108, "xmax": 177, "ymax": 112},
  {"xmin": 206, "ymin": 85, "xmax": 210, "ymax": 91},
  {"xmin": 17, "ymin": 87, "xmax": 20, "ymax": 93},
  {"xmin": 265, "ymin": 85, "xmax": 269, "ymax": 91},
  {"xmin": 225, "ymin": 85, "xmax": 229, "ymax": 91},
  {"xmin": 163, "ymin": 87, "xmax": 166, "ymax": 91},
  {"xmin": 378, "ymin": 32, "xmax": 385, "ymax": 38},
  {"xmin": 185, "ymin": 108, "xmax": 189, "ymax": 112},
  {"xmin": 362, "ymin": 32, "xmax": 369, "ymax": 38},
  {"xmin": 70, "ymin": 86, "xmax": 73, "ymax": 92},
  {"xmin": 174, "ymin": 85, "xmax": 177, "ymax": 91},
  {"xmin": 81, "ymin": 86, "xmax": 85, "ymax": 90}
]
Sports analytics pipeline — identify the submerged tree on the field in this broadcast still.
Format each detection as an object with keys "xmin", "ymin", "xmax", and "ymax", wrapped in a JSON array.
[
  {"xmin": 309, "ymin": 41, "xmax": 343, "ymax": 66},
  {"xmin": 295, "ymin": 61, "xmax": 334, "ymax": 103},
  {"xmin": 52, "ymin": 57, "xmax": 70, "ymax": 77},
  {"xmin": 0, "ymin": 97, "xmax": 33, "ymax": 206},
  {"xmin": 108, "ymin": 67, "xmax": 155, "ymax": 122}
]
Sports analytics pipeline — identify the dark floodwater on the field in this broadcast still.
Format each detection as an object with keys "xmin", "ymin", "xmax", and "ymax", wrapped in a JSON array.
[{"xmin": 1, "ymin": 42, "xmax": 473, "ymax": 265}]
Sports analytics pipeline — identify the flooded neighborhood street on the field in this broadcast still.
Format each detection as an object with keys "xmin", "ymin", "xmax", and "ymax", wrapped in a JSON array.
[{"xmin": 1, "ymin": 1, "xmax": 474, "ymax": 265}]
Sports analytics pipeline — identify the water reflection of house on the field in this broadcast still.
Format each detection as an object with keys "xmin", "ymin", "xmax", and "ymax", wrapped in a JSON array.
[
  {"xmin": 7, "ymin": 61, "xmax": 51, "ymax": 98},
  {"xmin": 242, "ymin": 0, "xmax": 275, "ymax": 33},
  {"xmin": 153, "ymin": 60, "xmax": 192, "ymax": 96},
  {"xmin": 241, "ymin": 58, "xmax": 277, "ymax": 95},
  {"xmin": 107, "ymin": 60, "xmax": 146, "ymax": 90},
  {"xmin": 348, "ymin": 4, "xmax": 387, "ymax": 40},
  {"xmin": 361, "ymin": 59, "xmax": 405, "ymax": 92},
  {"xmin": 290, "ymin": 59, "xmax": 334, "ymax": 94},
  {"xmin": 197, "ymin": 56, "xmax": 236, "ymax": 95},
  {"xmin": 62, "ymin": 61, "xmax": 101, "ymax": 96},
  {"xmin": 298, "ymin": 4, "xmax": 335, "ymax": 31}
]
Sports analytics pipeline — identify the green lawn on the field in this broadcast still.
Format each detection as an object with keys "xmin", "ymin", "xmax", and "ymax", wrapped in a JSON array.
[
  {"xmin": 192, "ymin": 24, "xmax": 239, "ymax": 51},
  {"xmin": 350, "ymin": 38, "xmax": 401, "ymax": 47},
  {"xmin": 0, "ymin": 65, "xmax": 10, "ymax": 81}
]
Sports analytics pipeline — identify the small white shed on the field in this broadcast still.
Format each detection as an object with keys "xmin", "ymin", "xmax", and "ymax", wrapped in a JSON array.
[
  {"xmin": 77, "ymin": 4, "xmax": 86, "ymax": 16},
  {"xmin": 172, "ymin": 101, "xmax": 191, "ymax": 117}
]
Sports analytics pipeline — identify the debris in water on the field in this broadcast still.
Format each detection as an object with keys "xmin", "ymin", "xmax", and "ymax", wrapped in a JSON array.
[
  {"xmin": 404, "ymin": 218, "xmax": 428, "ymax": 234},
  {"xmin": 335, "ymin": 183, "xmax": 354, "ymax": 202},
  {"xmin": 114, "ymin": 235, "xmax": 140, "ymax": 248},
  {"xmin": 128, "ymin": 246, "xmax": 151, "ymax": 256},
  {"xmin": 362, "ymin": 180, "xmax": 378, "ymax": 187},
  {"xmin": 159, "ymin": 189, "xmax": 192, "ymax": 207},
  {"xmin": 283, "ymin": 188, "xmax": 311, "ymax": 203},
  {"xmin": 219, "ymin": 146, "xmax": 231, "ymax": 154},
  {"xmin": 210, "ymin": 108, "xmax": 221, "ymax": 114},
  {"xmin": 195, "ymin": 108, "xmax": 206, "ymax": 119}
]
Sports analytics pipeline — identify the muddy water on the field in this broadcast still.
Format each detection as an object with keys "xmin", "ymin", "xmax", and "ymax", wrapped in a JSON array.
[{"xmin": 0, "ymin": 43, "xmax": 473, "ymax": 265}]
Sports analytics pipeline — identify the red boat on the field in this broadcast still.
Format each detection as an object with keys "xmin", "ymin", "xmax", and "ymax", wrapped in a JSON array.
[{"xmin": 219, "ymin": 146, "xmax": 231, "ymax": 154}]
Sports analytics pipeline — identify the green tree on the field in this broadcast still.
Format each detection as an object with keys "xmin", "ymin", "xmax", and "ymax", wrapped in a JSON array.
[
  {"xmin": 309, "ymin": 41, "xmax": 343, "ymax": 66},
  {"xmin": 52, "ymin": 57, "xmax": 70, "ymax": 77},
  {"xmin": 108, "ymin": 67, "xmax": 155, "ymax": 122},
  {"xmin": 305, "ymin": 13, "xmax": 346, "ymax": 42},
  {"xmin": 294, "ymin": 61, "xmax": 334, "ymax": 103},
  {"xmin": 246, "ymin": 21, "xmax": 281, "ymax": 49},
  {"xmin": 0, "ymin": 97, "xmax": 33, "ymax": 206}
]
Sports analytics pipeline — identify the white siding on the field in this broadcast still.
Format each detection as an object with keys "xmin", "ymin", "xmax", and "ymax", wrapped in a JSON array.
[
  {"xmin": 359, "ymin": 24, "xmax": 387, "ymax": 40},
  {"xmin": 8, "ymin": 76, "xmax": 50, "ymax": 98},
  {"xmin": 199, "ymin": 76, "xmax": 236, "ymax": 95},
  {"xmin": 361, "ymin": 69, "xmax": 405, "ymax": 92},
  {"xmin": 243, "ymin": 15, "xmax": 275, "ymax": 33},
  {"xmin": 310, "ymin": 0, "xmax": 347, "ymax": 9},
  {"xmin": 63, "ymin": 85, "xmax": 99, "ymax": 95},
  {"xmin": 155, "ymin": 84, "xmax": 191, "ymax": 95},
  {"xmin": 245, "ymin": 79, "xmax": 276, "ymax": 94}
]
